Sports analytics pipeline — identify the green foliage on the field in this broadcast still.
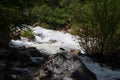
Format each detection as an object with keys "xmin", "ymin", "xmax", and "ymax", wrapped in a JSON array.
[
  {"xmin": 21, "ymin": 29, "xmax": 34, "ymax": 39},
  {"xmin": 0, "ymin": 0, "xmax": 79, "ymax": 30},
  {"xmin": 1, "ymin": 0, "xmax": 120, "ymax": 55},
  {"xmin": 30, "ymin": 3, "xmax": 70, "ymax": 29},
  {"xmin": 73, "ymin": 0, "xmax": 120, "ymax": 55},
  {"xmin": 0, "ymin": 0, "xmax": 35, "ymax": 32}
]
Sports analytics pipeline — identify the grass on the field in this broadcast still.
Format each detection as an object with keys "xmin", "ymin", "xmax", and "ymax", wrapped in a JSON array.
[{"xmin": 21, "ymin": 29, "xmax": 35, "ymax": 39}]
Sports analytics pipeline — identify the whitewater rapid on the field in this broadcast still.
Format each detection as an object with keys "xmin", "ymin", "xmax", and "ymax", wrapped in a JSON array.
[
  {"xmin": 10, "ymin": 26, "xmax": 84, "ymax": 54},
  {"xmin": 10, "ymin": 26, "xmax": 120, "ymax": 80}
]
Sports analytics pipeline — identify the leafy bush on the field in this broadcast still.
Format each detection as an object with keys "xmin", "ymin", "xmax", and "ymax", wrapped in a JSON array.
[
  {"xmin": 0, "ymin": 0, "xmax": 35, "ymax": 32},
  {"xmin": 73, "ymin": 0, "xmax": 120, "ymax": 55},
  {"xmin": 30, "ymin": 3, "xmax": 70, "ymax": 29}
]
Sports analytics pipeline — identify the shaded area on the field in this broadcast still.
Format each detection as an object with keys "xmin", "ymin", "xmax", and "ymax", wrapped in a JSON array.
[{"xmin": 0, "ymin": 46, "xmax": 97, "ymax": 80}]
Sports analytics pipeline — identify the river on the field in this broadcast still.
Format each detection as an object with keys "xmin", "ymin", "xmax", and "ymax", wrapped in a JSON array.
[{"xmin": 10, "ymin": 26, "xmax": 120, "ymax": 80}]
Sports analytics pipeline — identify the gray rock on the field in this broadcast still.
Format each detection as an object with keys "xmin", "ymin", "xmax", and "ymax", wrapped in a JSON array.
[
  {"xmin": 39, "ymin": 53, "xmax": 97, "ymax": 80},
  {"xmin": 0, "ymin": 46, "xmax": 97, "ymax": 80}
]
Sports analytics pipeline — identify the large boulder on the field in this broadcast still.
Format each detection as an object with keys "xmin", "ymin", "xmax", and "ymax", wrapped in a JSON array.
[
  {"xmin": 8, "ymin": 47, "xmax": 47, "ymax": 66},
  {"xmin": 39, "ymin": 53, "xmax": 97, "ymax": 80}
]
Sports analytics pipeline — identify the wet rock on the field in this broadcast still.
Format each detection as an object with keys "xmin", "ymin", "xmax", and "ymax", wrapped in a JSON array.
[
  {"xmin": 49, "ymin": 39, "xmax": 57, "ymax": 43},
  {"xmin": 70, "ymin": 49, "xmax": 81, "ymax": 55},
  {"xmin": 10, "ymin": 74, "xmax": 17, "ymax": 80},
  {"xmin": 1, "ymin": 61, "xmax": 40, "ymax": 80},
  {"xmin": 8, "ymin": 47, "xmax": 46, "ymax": 66},
  {"xmin": 59, "ymin": 47, "xmax": 66, "ymax": 51},
  {"xmin": 0, "ymin": 45, "xmax": 97, "ymax": 80},
  {"xmin": 0, "ymin": 47, "xmax": 44, "ymax": 80},
  {"xmin": 11, "ymin": 30, "xmax": 21, "ymax": 40},
  {"xmin": 39, "ymin": 53, "xmax": 97, "ymax": 80},
  {"xmin": 67, "ymin": 49, "xmax": 81, "ymax": 59},
  {"xmin": 0, "ymin": 31, "xmax": 11, "ymax": 48},
  {"xmin": 4, "ymin": 68, "xmax": 34, "ymax": 80},
  {"xmin": 0, "ymin": 48, "xmax": 9, "ymax": 59}
]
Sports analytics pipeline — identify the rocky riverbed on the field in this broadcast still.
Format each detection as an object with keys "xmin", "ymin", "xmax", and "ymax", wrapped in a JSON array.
[
  {"xmin": 0, "ymin": 47, "xmax": 97, "ymax": 80},
  {"xmin": 0, "ymin": 26, "xmax": 120, "ymax": 80}
]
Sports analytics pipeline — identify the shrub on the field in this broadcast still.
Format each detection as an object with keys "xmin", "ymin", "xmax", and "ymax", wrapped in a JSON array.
[
  {"xmin": 30, "ymin": 3, "xmax": 70, "ymax": 29},
  {"xmin": 74, "ymin": 0, "xmax": 120, "ymax": 55}
]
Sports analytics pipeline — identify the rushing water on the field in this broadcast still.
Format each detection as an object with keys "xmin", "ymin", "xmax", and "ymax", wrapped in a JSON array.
[
  {"xmin": 10, "ymin": 26, "xmax": 84, "ymax": 54},
  {"xmin": 10, "ymin": 26, "xmax": 120, "ymax": 80},
  {"xmin": 79, "ymin": 56, "xmax": 120, "ymax": 80}
]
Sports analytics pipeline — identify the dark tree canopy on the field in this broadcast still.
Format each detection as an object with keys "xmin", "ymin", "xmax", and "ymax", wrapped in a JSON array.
[{"xmin": 0, "ymin": 0, "xmax": 35, "ymax": 31}]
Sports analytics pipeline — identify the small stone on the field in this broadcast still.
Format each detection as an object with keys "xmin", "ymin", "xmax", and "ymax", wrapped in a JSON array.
[
  {"xmin": 59, "ymin": 47, "xmax": 66, "ymax": 51},
  {"xmin": 11, "ymin": 74, "xmax": 17, "ymax": 80},
  {"xmin": 49, "ymin": 39, "xmax": 57, "ymax": 43},
  {"xmin": 70, "ymin": 49, "xmax": 81, "ymax": 56}
]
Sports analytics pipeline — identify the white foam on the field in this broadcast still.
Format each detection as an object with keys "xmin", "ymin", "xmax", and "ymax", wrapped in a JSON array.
[{"xmin": 10, "ymin": 26, "xmax": 84, "ymax": 54}]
